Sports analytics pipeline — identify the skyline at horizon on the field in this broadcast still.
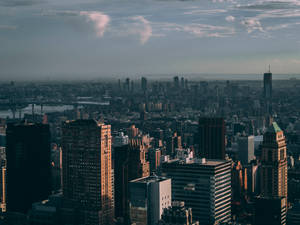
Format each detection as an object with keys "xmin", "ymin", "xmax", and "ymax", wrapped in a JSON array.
[{"xmin": 1, "ymin": 0, "xmax": 300, "ymax": 80}]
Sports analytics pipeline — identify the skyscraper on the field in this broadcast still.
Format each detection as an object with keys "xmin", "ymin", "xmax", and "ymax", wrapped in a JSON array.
[
  {"xmin": 162, "ymin": 158, "xmax": 232, "ymax": 225},
  {"xmin": 61, "ymin": 120, "xmax": 114, "ymax": 225},
  {"xmin": 263, "ymin": 70, "xmax": 272, "ymax": 100},
  {"xmin": 263, "ymin": 69, "xmax": 272, "ymax": 114},
  {"xmin": 141, "ymin": 77, "xmax": 148, "ymax": 91},
  {"xmin": 237, "ymin": 135, "xmax": 254, "ymax": 165},
  {"xmin": 197, "ymin": 118, "xmax": 225, "ymax": 159},
  {"xmin": 261, "ymin": 122, "xmax": 287, "ymax": 200},
  {"xmin": 114, "ymin": 135, "xmax": 151, "ymax": 223},
  {"xmin": 114, "ymin": 144, "xmax": 130, "ymax": 222},
  {"xmin": 6, "ymin": 122, "xmax": 51, "ymax": 213},
  {"xmin": 129, "ymin": 176, "xmax": 172, "ymax": 225}
]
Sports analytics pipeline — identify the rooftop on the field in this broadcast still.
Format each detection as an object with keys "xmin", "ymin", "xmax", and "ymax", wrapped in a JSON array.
[
  {"xmin": 266, "ymin": 122, "xmax": 282, "ymax": 133},
  {"xmin": 130, "ymin": 175, "xmax": 170, "ymax": 184},
  {"xmin": 166, "ymin": 158, "xmax": 230, "ymax": 167}
]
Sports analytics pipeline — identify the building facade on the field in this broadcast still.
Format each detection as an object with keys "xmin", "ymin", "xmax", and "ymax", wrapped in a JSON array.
[
  {"xmin": 260, "ymin": 122, "xmax": 287, "ymax": 200},
  {"xmin": 237, "ymin": 135, "xmax": 254, "ymax": 165},
  {"xmin": 197, "ymin": 118, "xmax": 225, "ymax": 159},
  {"xmin": 61, "ymin": 120, "xmax": 114, "ymax": 225},
  {"xmin": 162, "ymin": 158, "xmax": 231, "ymax": 225},
  {"xmin": 129, "ymin": 176, "xmax": 171, "ymax": 225}
]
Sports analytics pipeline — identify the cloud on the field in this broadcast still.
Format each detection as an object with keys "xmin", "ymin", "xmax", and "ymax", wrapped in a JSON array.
[
  {"xmin": 129, "ymin": 16, "xmax": 152, "ymax": 44},
  {"xmin": 237, "ymin": 0, "xmax": 300, "ymax": 10},
  {"xmin": 241, "ymin": 18, "xmax": 264, "ymax": 33},
  {"xmin": 183, "ymin": 9, "xmax": 227, "ymax": 15},
  {"xmin": 80, "ymin": 11, "xmax": 110, "ymax": 38},
  {"xmin": 225, "ymin": 15, "xmax": 235, "ymax": 22},
  {"xmin": 0, "ymin": 0, "xmax": 43, "ymax": 7},
  {"xmin": 156, "ymin": 22, "xmax": 235, "ymax": 38}
]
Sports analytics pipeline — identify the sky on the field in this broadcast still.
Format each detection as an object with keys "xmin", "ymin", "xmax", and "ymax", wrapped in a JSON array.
[{"xmin": 0, "ymin": 0, "xmax": 300, "ymax": 80}]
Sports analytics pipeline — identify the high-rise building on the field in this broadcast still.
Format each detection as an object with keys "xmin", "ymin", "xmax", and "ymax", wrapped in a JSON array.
[
  {"xmin": 61, "ymin": 120, "xmax": 114, "ymax": 225},
  {"xmin": 149, "ymin": 148, "xmax": 161, "ymax": 172},
  {"xmin": 263, "ymin": 69, "xmax": 272, "ymax": 114},
  {"xmin": 260, "ymin": 122, "xmax": 287, "ymax": 200},
  {"xmin": 254, "ymin": 196, "xmax": 287, "ymax": 225},
  {"xmin": 141, "ymin": 77, "xmax": 148, "ymax": 91},
  {"xmin": 162, "ymin": 158, "xmax": 232, "ymax": 225},
  {"xmin": 129, "ymin": 176, "xmax": 171, "ymax": 225},
  {"xmin": 263, "ymin": 70, "xmax": 272, "ymax": 100},
  {"xmin": 114, "ymin": 144, "xmax": 130, "ymax": 222},
  {"xmin": 198, "ymin": 118, "xmax": 225, "ymax": 159},
  {"xmin": 114, "ymin": 136, "xmax": 151, "ymax": 223},
  {"xmin": 237, "ymin": 135, "xmax": 254, "ymax": 165},
  {"xmin": 174, "ymin": 76, "xmax": 179, "ymax": 89},
  {"xmin": 6, "ymin": 122, "xmax": 51, "ymax": 213}
]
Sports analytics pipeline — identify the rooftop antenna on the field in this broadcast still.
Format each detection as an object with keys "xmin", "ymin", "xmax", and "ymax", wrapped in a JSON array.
[{"xmin": 268, "ymin": 64, "xmax": 271, "ymax": 73}]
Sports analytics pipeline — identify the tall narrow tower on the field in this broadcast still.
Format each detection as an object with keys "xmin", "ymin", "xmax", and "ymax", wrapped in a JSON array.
[
  {"xmin": 263, "ymin": 67, "xmax": 272, "ymax": 114},
  {"xmin": 62, "ymin": 120, "xmax": 114, "ymax": 225},
  {"xmin": 261, "ymin": 122, "xmax": 287, "ymax": 199}
]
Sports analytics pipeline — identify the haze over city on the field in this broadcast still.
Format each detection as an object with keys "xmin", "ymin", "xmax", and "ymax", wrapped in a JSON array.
[{"xmin": 1, "ymin": 0, "xmax": 300, "ymax": 80}]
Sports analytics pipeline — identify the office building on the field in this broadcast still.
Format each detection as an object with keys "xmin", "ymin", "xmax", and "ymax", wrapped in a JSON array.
[
  {"xmin": 6, "ymin": 122, "xmax": 51, "ymax": 213},
  {"xmin": 260, "ymin": 122, "xmax": 287, "ymax": 200},
  {"xmin": 237, "ymin": 135, "xmax": 254, "ymax": 165},
  {"xmin": 198, "ymin": 118, "xmax": 225, "ymax": 159},
  {"xmin": 129, "ymin": 176, "xmax": 171, "ymax": 225},
  {"xmin": 162, "ymin": 158, "xmax": 231, "ymax": 225},
  {"xmin": 254, "ymin": 196, "xmax": 287, "ymax": 225},
  {"xmin": 61, "ymin": 120, "xmax": 114, "ymax": 225}
]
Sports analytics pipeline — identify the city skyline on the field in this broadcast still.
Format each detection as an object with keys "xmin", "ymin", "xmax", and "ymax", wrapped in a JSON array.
[{"xmin": 1, "ymin": 0, "xmax": 300, "ymax": 80}]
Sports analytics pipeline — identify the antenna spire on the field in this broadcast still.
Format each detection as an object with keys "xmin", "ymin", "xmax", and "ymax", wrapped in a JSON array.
[{"xmin": 268, "ymin": 64, "xmax": 271, "ymax": 73}]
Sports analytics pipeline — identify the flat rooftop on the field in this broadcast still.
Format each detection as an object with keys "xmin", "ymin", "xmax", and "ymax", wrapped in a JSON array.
[
  {"xmin": 130, "ymin": 175, "xmax": 170, "ymax": 184},
  {"xmin": 166, "ymin": 158, "xmax": 230, "ymax": 167}
]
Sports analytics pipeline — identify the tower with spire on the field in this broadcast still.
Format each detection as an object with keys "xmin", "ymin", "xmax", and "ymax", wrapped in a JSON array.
[{"xmin": 260, "ymin": 122, "xmax": 287, "ymax": 199}]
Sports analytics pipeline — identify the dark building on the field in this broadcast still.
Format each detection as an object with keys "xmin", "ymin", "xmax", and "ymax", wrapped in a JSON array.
[
  {"xmin": 288, "ymin": 200, "xmax": 300, "ymax": 225},
  {"xmin": 263, "ymin": 71, "xmax": 272, "ymax": 100},
  {"xmin": 141, "ymin": 77, "xmax": 147, "ymax": 91},
  {"xmin": 254, "ymin": 196, "xmax": 287, "ymax": 225},
  {"xmin": 197, "ymin": 118, "xmax": 225, "ymax": 159},
  {"xmin": 114, "ymin": 144, "xmax": 130, "ymax": 222},
  {"xmin": 6, "ymin": 122, "xmax": 51, "ymax": 213},
  {"xmin": 263, "ymin": 70, "xmax": 272, "ymax": 114},
  {"xmin": 174, "ymin": 76, "xmax": 179, "ymax": 89}
]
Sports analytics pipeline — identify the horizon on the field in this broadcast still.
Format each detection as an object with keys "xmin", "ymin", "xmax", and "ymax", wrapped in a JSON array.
[{"xmin": 1, "ymin": 0, "xmax": 300, "ymax": 79}]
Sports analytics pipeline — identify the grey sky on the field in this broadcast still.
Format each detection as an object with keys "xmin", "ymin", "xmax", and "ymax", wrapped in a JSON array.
[{"xmin": 0, "ymin": 0, "xmax": 300, "ymax": 80}]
